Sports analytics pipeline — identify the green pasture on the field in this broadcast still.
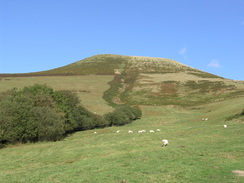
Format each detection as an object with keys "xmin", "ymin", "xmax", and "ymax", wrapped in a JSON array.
[
  {"xmin": 0, "ymin": 75, "xmax": 114, "ymax": 114},
  {"xmin": 0, "ymin": 97, "xmax": 243, "ymax": 182}
]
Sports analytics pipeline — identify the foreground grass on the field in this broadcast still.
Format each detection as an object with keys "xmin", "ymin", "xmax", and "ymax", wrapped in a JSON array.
[{"xmin": 0, "ymin": 97, "xmax": 243, "ymax": 182}]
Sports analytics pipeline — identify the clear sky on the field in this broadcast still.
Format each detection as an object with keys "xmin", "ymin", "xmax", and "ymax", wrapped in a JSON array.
[{"xmin": 0, "ymin": 0, "xmax": 244, "ymax": 80}]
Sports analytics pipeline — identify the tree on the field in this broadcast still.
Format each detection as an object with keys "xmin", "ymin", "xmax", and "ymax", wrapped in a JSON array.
[
  {"xmin": 0, "ymin": 94, "xmax": 34, "ymax": 143},
  {"xmin": 31, "ymin": 107, "xmax": 64, "ymax": 141}
]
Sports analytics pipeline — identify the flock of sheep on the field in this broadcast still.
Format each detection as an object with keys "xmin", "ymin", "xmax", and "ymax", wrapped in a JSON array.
[
  {"xmin": 94, "ymin": 129, "xmax": 169, "ymax": 147},
  {"xmin": 202, "ymin": 118, "xmax": 228, "ymax": 128},
  {"xmin": 125, "ymin": 129, "xmax": 168, "ymax": 147},
  {"xmin": 126, "ymin": 129, "xmax": 161, "ymax": 133},
  {"xmin": 92, "ymin": 118, "xmax": 228, "ymax": 148}
]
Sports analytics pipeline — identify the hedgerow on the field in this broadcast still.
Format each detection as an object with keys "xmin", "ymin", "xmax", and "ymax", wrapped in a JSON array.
[
  {"xmin": 0, "ymin": 84, "xmax": 142, "ymax": 147},
  {"xmin": 104, "ymin": 105, "xmax": 142, "ymax": 126},
  {"xmin": 0, "ymin": 84, "xmax": 103, "ymax": 144}
]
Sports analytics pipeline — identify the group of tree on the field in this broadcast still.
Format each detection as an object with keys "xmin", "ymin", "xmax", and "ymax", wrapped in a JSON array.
[
  {"xmin": 104, "ymin": 105, "xmax": 141, "ymax": 126},
  {"xmin": 0, "ymin": 84, "xmax": 142, "ymax": 146}
]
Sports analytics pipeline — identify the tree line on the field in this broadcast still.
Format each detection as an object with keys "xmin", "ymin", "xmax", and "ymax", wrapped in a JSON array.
[{"xmin": 0, "ymin": 84, "xmax": 142, "ymax": 147}]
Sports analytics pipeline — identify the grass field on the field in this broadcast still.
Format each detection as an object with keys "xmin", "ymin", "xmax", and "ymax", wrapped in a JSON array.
[
  {"xmin": 2, "ymin": 54, "xmax": 243, "ymax": 107},
  {"xmin": 0, "ymin": 97, "xmax": 243, "ymax": 182},
  {"xmin": 0, "ymin": 75, "xmax": 114, "ymax": 114},
  {"xmin": 0, "ymin": 55, "xmax": 243, "ymax": 182}
]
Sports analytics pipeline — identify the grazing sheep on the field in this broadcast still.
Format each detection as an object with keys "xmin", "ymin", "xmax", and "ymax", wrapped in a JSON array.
[
  {"xmin": 94, "ymin": 132, "xmax": 97, "ymax": 134},
  {"xmin": 128, "ymin": 130, "xmax": 133, "ymax": 133},
  {"xmin": 141, "ymin": 130, "xmax": 146, "ymax": 133},
  {"xmin": 162, "ymin": 139, "xmax": 169, "ymax": 147},
  {"xmin": 205, "ymin": 118, "xmax": 208, "ymax": 121},
  {"xmin": 223, "ymin": 125, "xmax": 227, "ymax": 128},
  {"xmin": 156, "ymin": 129, "xmax": 161, "ymax": 132},
  {"xmin": 138, "ymin": 130, "xmax": 143, "ymax": 133},
  {"xmin": 202, "ymin": 118, "xmax": 205, "ymax": 121},
  {"xmin": 117, "ymin": 130, "xmax": 120, "ymax": 133},
  {"xmin": 150, "ymin": 130, "xmax": 155, "ymax": 133}
]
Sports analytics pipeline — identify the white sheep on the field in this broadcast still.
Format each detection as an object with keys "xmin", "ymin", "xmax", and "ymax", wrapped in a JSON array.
[
  {"xmin": 156, "ymin": 129, "xmax": 161, "ymax": 132},
  {"xmin": 128, "ymin": 130, "xmax": 133, "ymax": 133},
  {"xmin": 162, "ymin": 139, "xmax": 169, "ymax": 147},
  {"xmin": 116, "ymin": 130, "xmax": 120, "ymax": 133},
  {"xmin": 141, "ymin": 130, "xmax": 146, "ymax": 133},
  {"xmin": 223, "ymin": 125, "xmax": 227, "ymax": 128},
  {"xmin": 150, "ymin": 130, "xmax": 155, "ymax": 133},
  {"xmin": 94, "ymin": 132, "xmax": 97, "ymax": 134},
  {"xmin": 205, "ymin": 118, "xmax": 208, "ymax": 121},
  {"xmin": 138, "ymin": 130, "xmax": 143, "ymax": 133}
]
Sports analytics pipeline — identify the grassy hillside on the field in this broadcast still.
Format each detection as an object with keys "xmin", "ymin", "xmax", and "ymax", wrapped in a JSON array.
[
  {"xmin": 0, "ymin": 54, "xmax": 243, "ymax": 182},
  {"xmin": 0, "ymin": 75, "xmax": 114, "ymax": 114},
  {"xmin": 0, "ymin": 97, "xmax": 243, "ymax": 182},
  {"xmin": 1, "ymin": 54, "xmax": 243, "ymax": 107}
]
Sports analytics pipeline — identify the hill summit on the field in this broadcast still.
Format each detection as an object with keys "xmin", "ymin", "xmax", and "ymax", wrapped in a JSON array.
[{"xmin": 36, "ymin": 54, "xmax": 219, "ymax": 76}]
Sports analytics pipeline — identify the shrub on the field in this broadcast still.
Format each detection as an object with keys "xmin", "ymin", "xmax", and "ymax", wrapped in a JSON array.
[
  {"xmin": 104, "ymin": 111, "xmax": 130, "ymax": 126},
  {"xmin": 0, "ymin": 94, "xmax": 34, "ymax": 143},
  {"xmin": 131, "ymin": 106, "xmax": 142, "ymax": 119},
  {"xmin": 0, "ymin": 84, "xmax": 107, "ymax": 146},
  {"xmin": 30, "ymin": 107, "xmax": 64, "ymax": 141},
  {"xmin": 104, "ymin": 105, "xmax": 142, "ymax": 126},
  {"xmin": 114, "ymin": 106, "xmax": 135, "ymax": 120},
  {"xmin": 93, "ymin": 114, "xmax": 110, "ymax": 128}
]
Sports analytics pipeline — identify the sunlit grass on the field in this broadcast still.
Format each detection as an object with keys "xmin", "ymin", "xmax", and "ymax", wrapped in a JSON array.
[
  {"xmin": 0, "ymin": 75, "xmax": 114, "ymax": 114},
  {"xmin": 0, "ymin": 97, "xmax": 243, "ymax": 182},
  {"xmin": 0, "ymin": 54, "xmax": 244, "ymax": 182}
]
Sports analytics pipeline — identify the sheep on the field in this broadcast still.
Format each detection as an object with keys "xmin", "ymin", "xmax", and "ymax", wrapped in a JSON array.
[
  {"xmin": 205, "ymin": 118, "xmax": 208, "ymax": 121},
  {"xmin": 138, "ymin": 130, "xmax": 143, "ymax": 133},
  {"xmin": 156, "ymin": 129, "xmax": 161, "ymax": 132},
  {"xmin": 128, "ymin": 130, "xmax": 133, "ymax": 133},
  {"xmin": 150, "ymin": 130, "xmax": 155, "ymax": 133},
  {"xmin": 116, "ymin": 130, "xmax": 120, "ymax": 133},
  {"xmin": 141, "ymin": 130, "xmax": 146, "ymax": 133},
  {"xmin": 223, "ymin": 125, "xmax": 227, "ymax": 128},
  {"xmin": 162, "ymin": 139, "xmax": 169, "ymax": 147},
  {"xmin": 94, "ymin": 132, "xmax": 97, "ymax": 134}
]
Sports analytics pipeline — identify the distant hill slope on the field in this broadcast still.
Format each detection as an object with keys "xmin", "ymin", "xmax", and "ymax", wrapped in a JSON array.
[
  {"xmin": 29, "ymin": 54, "xmax": 224, "ymax": 77},
  {"xmin": 1, "ymin": 54, "xmax": 244, "ymax": 106}
]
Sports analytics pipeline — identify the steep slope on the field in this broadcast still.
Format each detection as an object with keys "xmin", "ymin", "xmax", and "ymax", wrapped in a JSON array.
[{"xmin": 1, "ymin": 54, "xmax": 243, "ymax": 106}]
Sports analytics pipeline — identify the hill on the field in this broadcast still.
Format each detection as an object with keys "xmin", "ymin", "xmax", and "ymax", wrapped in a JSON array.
[
  {"xmin": 0, "ymin": 54, "xmax": 243, "ymax": 182},
  {"xmin": 1, "ymin": 54, "xmax": 244, "ymax": 107}
]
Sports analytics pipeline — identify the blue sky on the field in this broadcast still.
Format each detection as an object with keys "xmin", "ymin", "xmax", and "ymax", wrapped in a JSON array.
[{"xmin": 0, "ymin": 0, "xmax": 244, "ymax": 80}]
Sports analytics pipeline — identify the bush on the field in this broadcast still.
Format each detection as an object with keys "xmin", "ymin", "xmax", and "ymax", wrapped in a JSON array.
[
  {"xmin": 0, "ymin": 84, "xmax": 142, "ymax": 146},
  {"xmin": 104, "ymin": 111, "xmax": 130, "ymax": 126},
  {"xmin": 114, "ymin": 105, "xmax": 135, "ymax": 120},
  {"xmin": 0, "ymin": 84, "xmax": 107, "ymax": 146},
  {"xmin": 0, "ymin": 95, "xmax": 34, "ymax": 143},
  {"xmin": 30, "ymin": 107, "xmax": 64, "ymax": 141},
  {"xmin": 104, "ymin": 105, "xmax": 142, "ymax": 126},
  {"xmin": 131, "ymin": 106, "xmax": 142, "ymax": 119}
]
